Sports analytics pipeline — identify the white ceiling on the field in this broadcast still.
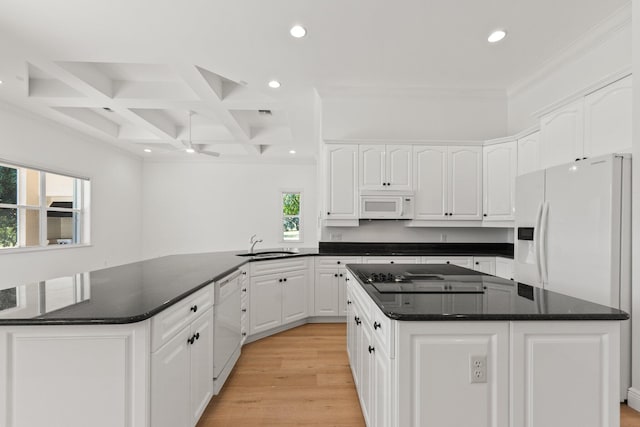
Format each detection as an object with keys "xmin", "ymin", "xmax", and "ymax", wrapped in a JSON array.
[{"xmin": 0, "ymin": 0, "xmax": 630, "ymax": 159}]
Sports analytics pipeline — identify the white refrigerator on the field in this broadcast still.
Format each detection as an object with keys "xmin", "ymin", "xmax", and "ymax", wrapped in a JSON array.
[{"xmin": 514, "ymin": 153, "xmax": 631, "ymax": 399}]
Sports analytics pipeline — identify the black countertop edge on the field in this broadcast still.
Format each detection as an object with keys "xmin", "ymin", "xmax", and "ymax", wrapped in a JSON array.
[
  {"xmin": 318, "ymin": 242, "xmax": 514, "ymax": 258},
  {"xmin": 382, "ymin": 313, "xmax": 629, "ymax": 321}
]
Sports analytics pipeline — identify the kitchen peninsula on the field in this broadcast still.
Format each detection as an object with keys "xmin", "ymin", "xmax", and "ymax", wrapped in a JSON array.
[{"xmin": 0, "ymin": 250, "xmax": 627, "ymax": 427}]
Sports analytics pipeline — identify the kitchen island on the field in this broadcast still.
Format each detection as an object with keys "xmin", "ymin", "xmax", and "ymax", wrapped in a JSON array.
[{"xmin": 345, "ymin": 263, "xmax": 627, "ymax": 427}]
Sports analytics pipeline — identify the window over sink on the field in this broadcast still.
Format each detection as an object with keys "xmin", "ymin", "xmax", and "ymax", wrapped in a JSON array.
[
  {"xmin": 281, "ymin": 190, "xmax": 302, "ymax": 242},
  {"xmin": 0, "ymin": 161, "xmax": 90, "ymax": 251}
]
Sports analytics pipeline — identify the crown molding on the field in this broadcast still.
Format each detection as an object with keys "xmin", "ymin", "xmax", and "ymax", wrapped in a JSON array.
[
  {"xmin": 507, "ymin": 3, "xmax": 631, "ymax": 98},
  {"xmin": 318, "ymin": 85, "xmax": 507, "ymax": 100}
]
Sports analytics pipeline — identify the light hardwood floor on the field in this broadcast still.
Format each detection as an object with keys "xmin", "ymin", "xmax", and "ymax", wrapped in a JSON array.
[{"xmin": 198, "ymin": 323, "xmax": 640, "ymax": 427}]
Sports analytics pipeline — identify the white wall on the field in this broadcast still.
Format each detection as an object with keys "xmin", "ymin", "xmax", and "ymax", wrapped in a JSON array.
[
  {"xmin": 321, "ymin": 88, "xmax": 508, "ymax": 141},
  {"xmin": 0, "ymin": 103, "xmax": 143, "ymax": 286},
  {"xmin": 627, "ymin": 0, "xmax": 640, "ymax": 411},
  {"xmin": 508, "ymin": 16, "xmax": 631, "ymax": 134},
  {"xmin": 142, "ymin": 160, "xmax": 318, "ymax": 258},
  {"xmin": 323, "ymin": 222, "xmax": 510, "ymax": 243}
]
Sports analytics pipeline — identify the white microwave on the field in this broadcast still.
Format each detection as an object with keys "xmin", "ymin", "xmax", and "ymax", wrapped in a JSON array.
[{"xmin": 360, "ymin": 194, "xmax": 414, "ymax": 219}]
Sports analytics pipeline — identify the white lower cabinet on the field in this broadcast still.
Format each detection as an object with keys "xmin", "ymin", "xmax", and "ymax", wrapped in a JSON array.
[
  {"xmin": 250, "ymin": 258, "xmax": 310, "ymax": 335},
  {"xmin": 346, "ymin": 275, "xmax": 620, "ymax": 427},
  {"xmin": 422, "ymin": 256, "xmax": 474, "ymax": 269},
  {"xmin": 473, "ymin": 256, "xmax": 496, "ymax": 275},
  {"xmin": 152, "ymin": 307, "xmax": 214, "ymax": 427},
  {"xmin": 315, "ymin": 256, "xmax": 362, "ymax": 317}
]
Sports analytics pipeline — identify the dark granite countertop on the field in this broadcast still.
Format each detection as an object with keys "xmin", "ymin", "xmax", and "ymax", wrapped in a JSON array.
[
  {"xmin": 0, "ymin": 243, "xmax": 515, "ymax": 326},
  {"xmin": 346, "ymin": 264, "xmax": 628, "ymax": 321}
]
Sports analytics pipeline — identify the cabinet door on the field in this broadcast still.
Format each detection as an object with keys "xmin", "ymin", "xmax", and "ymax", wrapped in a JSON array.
[
  {"xmin": 347, "ymin": 290, "xmax": 361, "ymax": 386},
  {"xmin": 448, "ymin": 146, "xmax": 482, "ymax": 220},
  {"xmin": 540, "ymin": 100, "xmax": 584, "ymax": 168},
  {"xmin": 190, "ymin": 309, "xmax": 214, "ymax": 425},
  {"xmin": 338, "ymin": 270, "xmax": 349, "ymax": 315},
  {"xmin": 282, "ymin": 270, "xmax": 308, "ymax": 324},
  {"xmin": 359, "ymin": 145, "xmax": 386, "ymax": 190},
  {"xmin": 151, "ymin": 327, "xmax": 191, "ymax": 427},
  {"xmin": 583, "ymin": 75, "xmax": 632, "ymax": 158},
  {"xmin": 495, "ymin": 258, "xmax": 514, "ymax": 281},
  {"xmin": 386, "ymin": 144, "xmax": 412, "ymax": 191},
  {"xmin": 517, "ymin": 131, "xmax": 540, "ymax": 176},
  {"xmin": 250, "ymin": 275, "xmax": 282, "ymax": 334},
  {"xmin": 413, "ymin": 145, "xmax": 448, "ymax": 220},
  {"xmin": 473, "ymin": 257, "xmax": 496, "ymax": 275},
  {"xmin": 314, "ymin": 270, "xmax": 339, "ymax": 316},
  {"xmin": 359, "ymin": 323, "xmax": 374, "ymax": 426},
  {"xmin": 372, "ymin": 348, "xmax": 391, "ymax": 427},
  {"xmin": 483, "ymin": 141, "xmax": 516, "ymax": 221},
  {"xmin": 325, "ymin": 144, "xmax": 359, "ymax": 219},
  {"xmin": 423, "ymin": 256, "xmax": 474, "ymax": 269}
]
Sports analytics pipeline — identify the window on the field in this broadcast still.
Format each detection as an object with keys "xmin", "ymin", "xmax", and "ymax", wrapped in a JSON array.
[
  {"xmin": 281, "ymin": 191, "xmax": 302, "ymax": 242},
  {"xmin": 0, "ymin": 161, "xmax": 90, "ymax": 251}
]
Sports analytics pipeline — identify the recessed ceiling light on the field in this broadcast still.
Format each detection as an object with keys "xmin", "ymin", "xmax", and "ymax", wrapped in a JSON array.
[
  {"xmin": 268, "ymin": 80, "xmax": 281, "ymax": 89},
  {"xmin": 290, "ymin": 25, "xmax": 307, "ymax": 38},
  {"xmin": 488, "ymin": 30, "xmax": 507, "ymax": 43},
  {"xmin": 289, "ymin": 150, "xmax": 296, "ymax": 154},
  {"xmin": 185, "ymin": 148, "xmax": 195, "ymax": 154},
  {"xmin": 0, "ymin": 80, "xmax": 3, "ymax": 85},
  {"xmin": 144, "ymin": 148, "xmax": 152, "ymax": 153}
]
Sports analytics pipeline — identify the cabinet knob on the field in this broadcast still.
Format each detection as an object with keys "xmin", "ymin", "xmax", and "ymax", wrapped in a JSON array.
[
  {"xmin": 355, "ymin": 316, "xmax": 361, "ymax": 325},
  {"xmin": 334, "ymin": 273, "xmax": 338, "ymax": 277},
  {"xmin": 368, "ymin": 345, "xmax": 375, "ymax": 354},
  {"xmin": 188, "ymin": 336, "xmax": 195, "ymax": 345},
  {"xmin": 283, "ymin": 278, "xmax": 287, "ymax": 282},
  {"xmin": 382, "ymin": 182, "xmax": 387, "ymax": 186},
  {"xmin": 387, "ymin": 182, "xmax": 391, "ymax": 186},
  {"xmin": 373, "ymin": 321, "xmax": 381, "ymax": 330},
  {"xmin": 575, "ymin": 158, "xmax": 580, "ymax": 162},
  {"xmin": 446, "ymin": 261, "xmax": 450, "ymax": 264},
  {"xmin": 242, "ymin": 308, "xmax": 247, "ymax": 312},
  {"xmin": 339, "ymin": 273, "xmax": 343, "ymax": 277},
  {"xmin": 190, "ymin": 305, "xmax": 198, "ymax": 313},
  {"xmin": 345, "ymin": 277, "xmax": 350, "ymax": 281},
  {"xmin": 347, "ymin": 300, "xmax": 352, "ymax": 305},
  {"xmin": 242, "ymin": 288, "xmax": 247, "ymax": 292},
  {"xmin": 582, "ymin": 157, "xmax": 587, "ymax": 160},
  {"xmin": 327, "ymin": 212, "xmax": 331, "ymax": 215},
  {"xmin": 242, "ymin": 332, "xmax": 247, "ymax": 337},
  {"xmin": 483, "ymin": 214, "xmax": 487, "ymax": 217},
  {"xmin": 337, "ymin": 261, "xmax": 341, "ymax": 264},
  {"xmin": 444, "ymin": 212, "xmax": 449, "ymax": 216},
  {"xmin": 390, "ymin": 261, "xmax": 394, "ymax": 264},
  {"xmin": 242, "ymin": 271, "xmax": 247, "ymax": 275},
  {"xmin": 475, "ymin": 262, "xmax": 479, "ymax": 265},
  {"xmin": 279, "ymin": 278, "xmax": 283, "ymax": 283},
  {"xmin": 195, "ymin": 332, "xmax": 200, "ymax": 341}
]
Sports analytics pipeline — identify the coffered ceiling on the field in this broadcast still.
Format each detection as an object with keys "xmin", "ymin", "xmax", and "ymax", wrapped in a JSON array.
[{"xmin": 0, "ymin": 0, "xmax": 630, "ymax": 159}]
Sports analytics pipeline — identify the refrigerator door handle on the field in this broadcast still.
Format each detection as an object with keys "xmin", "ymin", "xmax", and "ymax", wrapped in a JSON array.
[
  {"xmin": 534, "ymin": 203, "xmax": 544, "ymax": 284},
  {"xmin": 539, "ymin": 201, "xmax": 550, "ymax": 285}
]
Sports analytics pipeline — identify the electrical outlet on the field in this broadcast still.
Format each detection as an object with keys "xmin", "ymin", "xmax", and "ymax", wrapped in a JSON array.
[{"xmin": 470, "ymin": 355, "xmax": 487, "ymax": 383}]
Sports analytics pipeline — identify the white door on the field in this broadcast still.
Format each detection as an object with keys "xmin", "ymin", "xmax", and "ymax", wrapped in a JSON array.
[
  {"xmin": 540, "ymin": 100, "xmax": 584, "ymax": 168},
  {"xmin": 151, "ymin": 327, "xmax": 191, "ymax": 427},
  {"xmin": 413, "ymin": 145, "xmax": 448, "ymax": 220},
  {"xmin": 250, "ymin": 275, "xmax": 282, "ymax": 334},
  {"xmin": 583, "ymin": 75, "xmax": 632, "ymax": 158},
  {"xmin": 517, "ymin": 131, "xmax": 540, "ymax": 176},
  {"xmin": 190, "ymin": 309, "xmax": 214, "ymax": 424},
  {"xmin": 314, "ymin": 270, "xmax": 339, "ymax": 316},
  {"xmin": 448, "ymin": 146, "xmax": 482, "ymax": 220},
  {"xmin": 325, "ymin": 145, "xmax": 358, "ymax": 219},
  {"xmin": 282, "ymin": 270, "xmax": 308, "ymax": 324},
  {"xmin": 483, "ymin": 141, "xmax": 517, "ymax": 221},
  {"xmin": 386, "ymin": 144, "xmax": 413, "ymax": 191},
  {"xmin": 543, "ymin": 156, "xmax": 618, "ymax": 307},
  {"xmin": 513, "ymin": 170, "xmax": 545, "ymax": 287},
  {"xmin": 338, "ymin": 271, "xmax": 349, "ymax": 315},
  {"xmin": 359, "ymin": 145, "xmax": 386, "ymax": 190}
]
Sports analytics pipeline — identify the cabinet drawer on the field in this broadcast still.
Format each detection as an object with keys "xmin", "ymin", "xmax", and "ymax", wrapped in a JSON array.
[
  {"xmin": 251, "ymin": 257, "xmax": 308, "ymax": 276},
  {"xmin": 364, "ymin": 256, "xmax": 421, "ymax": 264},
  {"xmin": 422, "ymin": 256, "xmax": 474, "ymax": 269},
  {"xmin": 315, "ymin": 256, "xmax": 362, "ymax": 269},
  {"xmin": 151, "ymin": 285, "xmax": 214, "ymax": 352},
  {"xmin": 370, "ymin": 303, "xmax": 394, "ymax": 358}
]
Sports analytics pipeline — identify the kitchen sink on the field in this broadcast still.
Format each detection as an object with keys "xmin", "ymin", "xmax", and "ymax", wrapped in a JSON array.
[{"xmin": 237, "ymin": 251, "xmax": 298, "ymax": 258}]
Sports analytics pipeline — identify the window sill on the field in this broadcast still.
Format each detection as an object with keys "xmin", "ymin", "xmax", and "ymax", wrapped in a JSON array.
[{"xmin": 0, "ymin": 243, "xmax": 92, "ymax": 255}]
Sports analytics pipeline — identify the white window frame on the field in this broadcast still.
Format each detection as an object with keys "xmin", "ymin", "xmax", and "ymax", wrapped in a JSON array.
[
  {"xmin": 280, "ymin": 189, "xmax": 303, "ymax": 243},
  {"xmin": 0, "ymin": 159, "xmax": 91, "ymax": 253}
]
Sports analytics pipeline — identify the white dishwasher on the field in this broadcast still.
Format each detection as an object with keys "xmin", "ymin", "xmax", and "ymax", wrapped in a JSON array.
[{"xmin": 213, "ymin": 269, "xmax": 242, "ymax": 394}]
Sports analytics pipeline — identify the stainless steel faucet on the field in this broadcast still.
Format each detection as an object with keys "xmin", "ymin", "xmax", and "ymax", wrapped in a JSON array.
[{"xmin": 249, "ymin": 234, "xmax": 263, "ymax": 254}]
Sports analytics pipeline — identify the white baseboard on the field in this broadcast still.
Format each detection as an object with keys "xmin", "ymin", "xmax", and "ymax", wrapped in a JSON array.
[
  {"xmin": 245, "ymin": 316, "xmax": 347, "ymax": 344},
  {"xmin": 627, "ymin": 388, "xmax": 640, "ymax": 411}
]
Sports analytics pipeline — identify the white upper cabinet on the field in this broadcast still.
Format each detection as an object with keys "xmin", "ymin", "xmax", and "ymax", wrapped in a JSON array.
[
  {"xmin": 413, "ymin": 146, "xmax": 448, "ymax": 220},
  {"xmin": 483, "ymin": 141, "xmax": 516, "ymax": 221},
  {"xmin": 448, "ymin": 146, "xmax": 482, "ymax": 220},
  {"xmin": 325, "ymin": 144, "xmax": 359, "ymax": 220},
  {"xmin": 413, "ymin": 145, "xmax": 481, "ymax": 221},
  {"xmin": 517, "ymin": 131, "xmax": 539, "ymax": 176},
  {"xmin": 583, "ymin": 75, "xmax": 632, "ymax": 158},
  {"xmin": 360, "ymin": 144, "xmax": 412, "ymax": 191},
  {"xmin": 540, "ymin": 99, "xmax": 584, "ymax": 169}
]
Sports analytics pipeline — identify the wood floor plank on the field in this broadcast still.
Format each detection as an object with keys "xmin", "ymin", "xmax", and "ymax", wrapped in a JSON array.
[{"xmin": 198, "ymin": 323, "xmax": 640, "ymax": 427}]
